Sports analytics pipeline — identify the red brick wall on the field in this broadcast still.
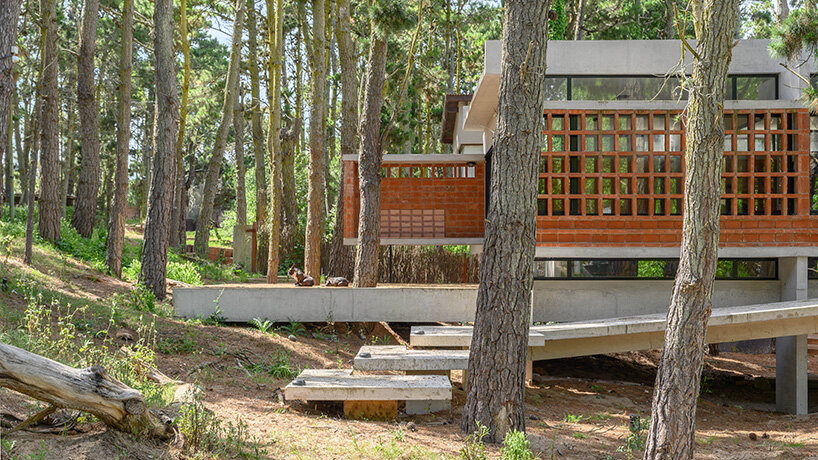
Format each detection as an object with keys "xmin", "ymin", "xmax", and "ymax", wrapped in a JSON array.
[{"xmin": 344, "ymin": 161, "xmax": 485, "ymax": 240}]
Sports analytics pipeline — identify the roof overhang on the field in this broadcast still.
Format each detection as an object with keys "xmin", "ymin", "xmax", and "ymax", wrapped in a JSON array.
[
  {"xmin": 441, "ymin": 94, "xmax": 473, "ymax": 144},
  {"xmin": 463, "ymin": 72, "xmax": 500, "ymax": 131},
  {"xmin": 342, "ymin": 154, "xmax": 485, "ymax": 164}
]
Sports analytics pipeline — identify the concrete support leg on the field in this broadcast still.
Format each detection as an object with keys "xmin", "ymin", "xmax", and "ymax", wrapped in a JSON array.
[
  {"xmin": 526, "ymin": 353, "xmax": 533, "ymax": 386},
  {"xmin": 776, "ymin": 335, "xmax": 809, "ymax": 415},
  {"xmin": 775, "ymin": 256, "xmax": 809, "ymax": 415},
  {"xmin": 405, "ymin": 399, "xmax": 450, "ymax": 415}
]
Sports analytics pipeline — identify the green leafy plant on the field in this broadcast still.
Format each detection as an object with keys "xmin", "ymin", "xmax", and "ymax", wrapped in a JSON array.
[
  {"xmin": 250, "ymin": 317, "xmax": 274, "ymax": 334},
  {"xmin": 279, "ymin": 320, "xmax": 306, "ymax": 336},
  {"xmin": 502, "ymin": 430, "xmax": 536, "ymax": 460},
  {"xmin": 460, "ymin": 422, "xmax": 489, "ymax": 460}
]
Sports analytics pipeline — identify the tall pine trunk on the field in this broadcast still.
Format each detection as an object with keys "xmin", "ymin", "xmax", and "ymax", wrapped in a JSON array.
[
  {"xmin": 25, "ymin": 100, "xmax": 40, "ymax": 263},
  {"xmin": 304, "ymin": 0, "xmax": 327, "ymax": 280},
  {"xmin": 265, "ymin": 0, "xmax": 284, "ymax": 282},
  {"xmin": 0, "ymin": 0, "xmax": 21, "ymax": 208},
  {"xmin": 351, "ymin": 35, "xmax": 386, "ymax": 288},
  {"xmin": 246, "ymin": 0, "xmax": 268, "ymax": 273},
  {"xmin": 643, "ymin": 1, "xmax": 738, "ymax": 458},
  {"xmin": 234, "ymin": 96, "xmax": 246, "ymax": 226},
  {"xmin": 72, "ymin": 0, "xmax": 100, "ymax": 237},
  {"xmin": 105, "ymin": 0, "xmax": 133, "ymax": 277},
  {"xmin": 461, "ymin": 0, "xmax": 550, "ymax": 442},
  {"xmin": 37, "ymin": 0, "xmax": 60, "ymax": 242},
  {"xmin": 170, "ymin": 0, "xmax": 190, "ymax": 249},
  {"xmin": 60, "ymin": 98, "xmax": 75, "ymax": 219},
  {"xmin": 194, "ymin": 0, "xmax": 244, "ymax": 256},
  {"xmin": 139, "ymin": 0, "xmax": 178, "ymax": 300},
  {"xmin": 327, "ymin": 0, "xmax": 357, "ymax": 280}
]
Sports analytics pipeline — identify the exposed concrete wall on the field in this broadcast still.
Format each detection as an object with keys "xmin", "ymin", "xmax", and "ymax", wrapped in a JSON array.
[
  {"xmin": 531, "ymin": 280, "xmax": 781, "ymax": 323},
  {"xmin": 173, "ymin": 285, "xmax": 478, "ymax": 322}
]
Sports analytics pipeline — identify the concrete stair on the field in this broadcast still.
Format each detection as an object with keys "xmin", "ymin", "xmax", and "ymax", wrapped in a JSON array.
[
  {"xmin": 809, "ymin": 334, "xmax": 818, "ymax": 356},
  {"xmin": 284, "ymin": 369, "xmax": 452, "ymax": 417},
  {"xmin": 410, "ymin": 325, "xmax": 546, "ymax": 347},
  {"xmin": 354, "ymin": 345, "xmax": 469, "ymax": 372}
]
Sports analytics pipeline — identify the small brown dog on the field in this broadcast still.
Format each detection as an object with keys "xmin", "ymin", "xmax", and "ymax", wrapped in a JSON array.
[
  {"xmin": 324, "ymin": 277, "xmax": 349, "ymax": 287},
  {"xmin": 288, "ymin": 266, "xmax": 315, "ymax": 286}
]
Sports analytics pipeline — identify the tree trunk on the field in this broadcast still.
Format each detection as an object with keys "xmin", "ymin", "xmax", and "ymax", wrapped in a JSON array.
[
  {"xmin": 327, "ymin": 0, "xmax": 357, "ymax": 281},
  {"xmin": 643, "ymin": 2, "xmax": 738, "ymax": 459},
  {"xmin": 194, "ymin": 0, "xmax": 244, "ymax": 257},
  {"xmin": 352, "ymin": 35, "xmax": 387, "ymax": 288},
  {"xmin": 5, "ymin": 90, "xmax": 13, "ymax": 219},
  {"xmin": 461, "ymin": 0, "xmax": 550, "ymax": 442},
  {"xmin": 304, "ymin": 0, "xmax": 327, "ymax": 280},
  {"xmin": 246, "ymin": 0, "xmax": 268, "ymax": 273},
  {"xmin": 139, "ymin": 0, "xmax": 178, "ymax": 300},
  {"xmin": 105, "ymin": 0, "xmax": 133, "ymax": 277},
  {"xmin": 573, "ymin": 0, "xmax": 586, "ymax": 40},
  {"xmin": 37, "ymin": 0, "xmax": 61, "ymax": 242},
  {"xmin": 0, "ymin": 343, "xmax": 171, "ymax": 438},
  {"xmin": 141, "ymin": 99, "xmax": 153, "ymax": 221},
  {"xmin": 265, "ymin": 0, "xmax": 284, "ymax": 282},
  {"xmin": 775, "ymin": 0, "xmax": 789, "ymax": 24},
  {"xmin": 60, "ymin": 101, "xmax": 75, "ymax": 219},
  {"xmin": 170, "ymin": 0, "xmax": 190, "ymax": 249},
  {"xmin": 0, "ymin": 0, "xmax": 21, "ymax": 216},
  {"xmin": 234, "ymin": 96, "xmax": 247, "ymax": 226},
  {"xmin": 71, "ymin": 0, "xmax": 100, "ymax": 237},
  {"xmin": 24, "ymin": 99, "xmax": 39, "ymax": 264}
]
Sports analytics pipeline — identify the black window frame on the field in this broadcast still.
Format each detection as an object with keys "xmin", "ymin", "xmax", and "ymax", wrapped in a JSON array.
[{"xmin": 533, "ymin": 257, "xmax": 778, "ymax": 281}]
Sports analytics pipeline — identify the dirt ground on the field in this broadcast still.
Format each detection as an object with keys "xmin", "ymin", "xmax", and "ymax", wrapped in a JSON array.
[{"xmin": 1, "ymin": 246, "xmax": 817, "ymax": 459}]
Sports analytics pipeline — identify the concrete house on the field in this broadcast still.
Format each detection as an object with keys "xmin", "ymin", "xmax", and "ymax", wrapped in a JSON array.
[{"xmin": 343, "ymin": 39, "xmax": 818, "ymax": 324}]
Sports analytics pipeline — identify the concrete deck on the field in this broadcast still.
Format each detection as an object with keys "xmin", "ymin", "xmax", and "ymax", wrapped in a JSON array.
[
  {"xmin": 354, "ymin": 346, "xmax": 470, "ymax": 371},
  {"xmin": 283, "ymin": 369, "xmax": 452, "ymax": 402},
  {"xmin": 410, "ymin": 326, "xmax": 547, "ymax": 347}
]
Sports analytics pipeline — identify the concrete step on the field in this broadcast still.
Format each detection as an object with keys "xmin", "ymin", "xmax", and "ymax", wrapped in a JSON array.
[
  {"xmin": 284, "ymin": 369, "xmax": 452, "ymax": 417},
  {"xmin": 354, "ymin": 345, "xmax": 469, "ymax": 371},
  {"xmin": 410, "ymin": 325, "xmax": 546, "ymax": 348}
]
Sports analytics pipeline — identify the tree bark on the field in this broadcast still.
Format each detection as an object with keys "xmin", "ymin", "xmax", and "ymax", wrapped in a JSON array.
[
  {"xmin": 37, "ymin": 0, "xmax": 61, "ymax": 242},
  {"xmin": 71, "ymin": 0, "xmax": 101, "ymax": 237},
  {"xmin": 139, "ymin": 0, "xmax": 178, "ymax": 300},
  {"xmin": 327, "ymin": 0, "xmax": 357, "ymax": 281},
  {"xmin": 573, "ymin": 0, "xmax": 586, "ymax": 40},
  {"xmin": 105, "ymin": 0, "xmax": 133, "ymax": 277},
  {"xmin": 265, "ymin": 0, "xmax": 284, "ymax": 282},
  {"xmin": 643, "ymin": 1, "xmax": 738, "ymax": 459},
  {"xmin": 0, "ymin": 343, "xmax": 171, "ymax": 438},
  {"xmin": 24, "ymin": 99, "xmax": 38, "ymax": 264},
  {"xmin": 234, "ymin": 95, "xmax": 247, "ymax": 226},
  {"xmin": 461, "ymin": 0, "xmax": 550, "ymax": 442},
  {"xmin": 194, "ymin": 0, "xmax": 244, "ymax": 257},
  {"xmin": 60, "ymin": 99, "xmax": 75, "ymax": 219},
  {"xmin": 170, "ymin": 0, "xmax": 191, "ymax": 249},
  {"xmin": 246, "ymin": 0, "xmax": 268, "ymax": 273},
  {"xmin": 0, "ymin": 0, "xmax": 21, "ymax": 215},
  {"xmin": 775, "ymin": 0, "xmax": 789, "ymax": 24},
  {"xmin": 352, "ymin": 35, "xmax": 387, "ymax": 288},
  {"xmin": 304, "ymin": 0, "xmax": 327, "ymax": 280}
]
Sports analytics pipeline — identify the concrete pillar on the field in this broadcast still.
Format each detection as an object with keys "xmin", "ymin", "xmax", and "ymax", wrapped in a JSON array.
[{"xmin": 776, "ymin": 256, "xmax": 809, "ymax": 415}]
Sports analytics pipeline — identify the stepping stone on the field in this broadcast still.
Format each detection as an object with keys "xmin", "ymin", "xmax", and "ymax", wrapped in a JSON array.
[
  {"xmin": 354, "ymin": 345, "xmax": 469, "ymax": 372},
  {"xmin": 284, "ymin": 369, "xmax": 452, "ymax": 418},
  {"xmin": 410, "ymin": 326, "xmax": 546, "ymax": 348}
]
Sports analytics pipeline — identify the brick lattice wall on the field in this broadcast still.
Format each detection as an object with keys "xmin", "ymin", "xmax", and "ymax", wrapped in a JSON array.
[
  {"xmin": 538, "ymin": 108, "xmax": 815, "ymax": 246},
  {"xmin": 344, "ymin": 161, "xmax": 485, "ymax": 240}
]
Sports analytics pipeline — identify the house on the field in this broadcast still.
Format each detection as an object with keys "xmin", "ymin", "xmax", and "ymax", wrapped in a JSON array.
[{"xmin": 342, "ymin": 39, "xmax": 818, "ymax": 323}]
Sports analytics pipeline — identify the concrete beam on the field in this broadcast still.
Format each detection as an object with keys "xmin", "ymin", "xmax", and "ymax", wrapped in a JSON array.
[{"xmin": 283, "ymin": 369, "xmax": 452, "ymax": 402}]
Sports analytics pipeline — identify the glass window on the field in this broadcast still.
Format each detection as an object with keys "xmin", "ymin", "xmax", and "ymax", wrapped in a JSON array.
[
  {"xmin": 534, "ymin": 258, "xmax": 776, "ymax": 280},
  {"xmin": 570, "ymin": 76, "xmax": 681, "ymax": 101},
  {"xmin": 734, "ymin": 75, "xmax": 777, "ymax": 100}
]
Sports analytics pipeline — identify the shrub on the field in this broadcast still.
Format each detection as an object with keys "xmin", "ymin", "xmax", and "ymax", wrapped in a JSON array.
[{"xmin": 502, "ymin": 430, "xmax": 535, "ymax": 460}]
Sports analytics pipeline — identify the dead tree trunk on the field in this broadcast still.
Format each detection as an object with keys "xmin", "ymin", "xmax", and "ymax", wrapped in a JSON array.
[
  {"xmin": 71, "ymin": 0, "xmax": 101, "ymax": 237},
  {"xmin": 139, "ymin": 0, "xmax": 178, "ymax": 300},
  {"xmin": 643, "ymin": 1, "xmax": 738, "ymax": 459},
  {"xmin": 351, "ymin": 35, "xmax": 387, "ymax": 288},
  {"xmin": 37, "ymin": 0, "xmax": 61, "ymax": 243},
  {"xmin": 0, "ymin": 343, "xmax": 172, "ymax": 438},
  {"xmin": 105, "ymin": 0, "xmax": 133, "ymax": 277},
  {"xmin": 461, "ymin": 0, "xmax": 550, "ymax": 442}
]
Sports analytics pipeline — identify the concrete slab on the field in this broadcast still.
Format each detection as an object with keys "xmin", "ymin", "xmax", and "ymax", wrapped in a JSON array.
[
  {"xmin": 284, "ymin": 369, "xmax": 452, "ymax": 402},
  {"xmin": 405, "ymin": 400, "xmax": 451, "ymax": 415},
  {"xmin": 410, "ymin": 326, "xmax": 546, "ymax": 347},
  {"xmin": 354, "ymin": 346, "xmax": 469, "ymax": 371},
  {"xmin": 173, "ymin": 285, "xmax": 477, "ymax": 322}
]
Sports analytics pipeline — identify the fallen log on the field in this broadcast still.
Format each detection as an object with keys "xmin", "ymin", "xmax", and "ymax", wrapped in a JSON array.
[{"xmin": 0, "ymin": 342, "xmax": 172, "ymax": 439}]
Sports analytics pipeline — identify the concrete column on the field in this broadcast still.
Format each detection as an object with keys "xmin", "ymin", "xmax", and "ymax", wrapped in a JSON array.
[{"xmin": 776, "ymin": 256, "xmax": 809, "ymax": 415}]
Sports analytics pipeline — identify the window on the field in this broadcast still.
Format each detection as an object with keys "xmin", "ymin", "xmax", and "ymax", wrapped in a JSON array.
[
  {"xmin": 533, "ymin": 258, "xmax": 777, "ymax": 280},
  {"xmin": 546, "ymin": 75, "xmax": 778, "ymax": 101}
]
